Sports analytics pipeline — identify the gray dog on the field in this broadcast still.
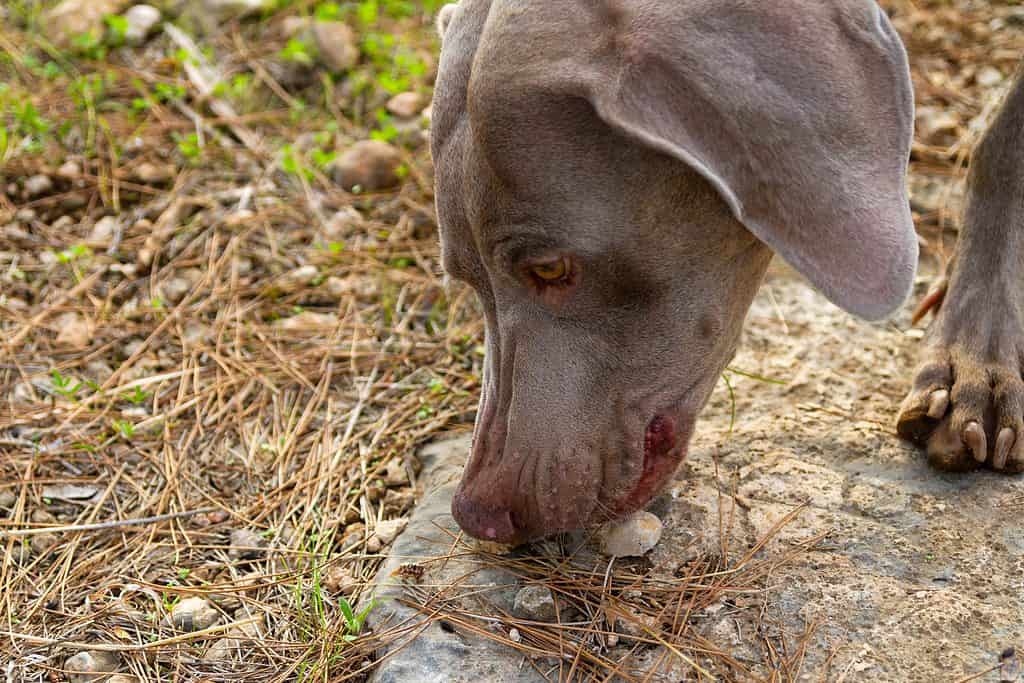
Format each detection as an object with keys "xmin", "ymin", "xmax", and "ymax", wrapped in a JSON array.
[{"xmin": 430, "ymin": 0, "xmax": 1024, "ymax": 544}]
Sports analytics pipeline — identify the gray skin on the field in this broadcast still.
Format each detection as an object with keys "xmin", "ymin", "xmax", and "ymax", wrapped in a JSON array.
[{"xmin": 431, "ymin": 0, "xmax": 1016, "ymax": 544}]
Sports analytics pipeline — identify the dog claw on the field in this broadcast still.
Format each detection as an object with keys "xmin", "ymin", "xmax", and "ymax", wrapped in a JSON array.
[
  {"xmin": 994, "ymin": 428, "xmax": 1015, "ymax": 470},
  {"xmin": 926, "ymin": 390, "xmax": 949, "ymax": 419},
  {"xmin": 964, "ymin": 422, "xmax": 987, "ymax": 463}
]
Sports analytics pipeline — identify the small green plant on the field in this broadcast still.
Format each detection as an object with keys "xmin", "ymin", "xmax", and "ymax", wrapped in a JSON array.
[
  {"xmin": 112, "ymin": 419, "xmax": 136, "ymax": 439},
  {"xmin": 339, "ymin": 596, "xmax": 377, "ymax": 642},
  {"xmin": 177, "ymin": 567, "xmax": 191, "ymax": 581},
  {"xmin": 280, "ymin": 38, "xmax": 315, "ymax": 66},
  {"xmin": 173, "ymin": 132, "xmax": 202, "ymax": 162},
  {"xmin": 50, "ymin": 370, "xmax": 84, "ymax": 401},
  {"xmin": 103, "ymin": 14, "xmax": 129, "ymax": 46},
  {"xmin": 122, "ymin": 386, "xmax": 151, "ymax": 405}
]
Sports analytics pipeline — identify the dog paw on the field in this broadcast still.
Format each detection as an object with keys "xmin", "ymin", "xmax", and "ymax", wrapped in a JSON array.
[{"xmin": 897, "ymin": 285, "xmax": 1024, "ymax": 473}]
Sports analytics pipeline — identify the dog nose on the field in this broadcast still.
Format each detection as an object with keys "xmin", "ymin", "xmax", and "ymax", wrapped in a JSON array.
[{"xmin": 451, "ymin": 491, "xmax": 520, "ymax": 543}]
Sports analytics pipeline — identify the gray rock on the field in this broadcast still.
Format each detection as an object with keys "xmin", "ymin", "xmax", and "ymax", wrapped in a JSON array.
[
  {"xmin": 24, "ymin": 174, "xmax": 54, "ymax": 197},
  {"xmin": 312, "ymin": 21, "xmax": 359, "ymax": 73},
  {"xmin": 512, "ymin": 585, "xmax": 557, "ymax": 622},
  {"xmin": 171, "ymin": 596, "xmax": 220, "ymax": 631},
  {"xmin": 64, "ymin": 650, "xmax": 121, "ymax": 682},
  {"xmin": 228, "ymin": 528, "xmax": 266, "ymax": 560},
  {"xmin": 597, "ymin": 510, "xmax": 663, "ymax": 557},
  {"xmin": 0, "ymin": 489, "xmax": 15, "ymax": 509},
  {"xmin": 123, "ymin": 5, "xmax": 161, "ymax": 43},
  {"xmin": 367, "ymin": 436, "xmax": 545, "ymax": 683},
  {"xmin": 329, "ymin": 140, "xmax": 404, "ymax": 193}
]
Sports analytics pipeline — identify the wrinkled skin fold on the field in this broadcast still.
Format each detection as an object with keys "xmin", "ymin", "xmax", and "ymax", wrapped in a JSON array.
[{"xmin": 431, "ymin": 0, "xmax": 916, "ymax": 544}]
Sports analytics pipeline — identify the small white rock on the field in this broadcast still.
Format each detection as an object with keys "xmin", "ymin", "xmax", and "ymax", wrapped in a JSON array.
[
  {"xmin": 280, "ymin": 265, "xmax": 319, "ymax": 290},
  {"xmin": 24, "ymin": 174, "xmax": 54, "ymax": 197},
  {"xmin": 373, "ymin": 518, "xmax": 408, "ymax": 545},
  {"xmin": 64, "ymin": 650, "xmax": 121, "ymax": 683},
  {"xmin": 977, "ymin": 66, "xmax": 1003, "ymax": 88},
  {"xmin": 383, "ymin": 460, "xmax": 410, "ymax": 487},
  {"xmin": 171, "ymin": 596, "xmax": 220, "ymax": 632},
  {"xmin": 598, "ymin": 510, "xmax": 663, "ymax": 558},
  {"xmin": 55, "ymin": 312, "xmax": 94, "ymax": 349},
  {"xmin": 123, "ymin": 4, "xmax": 161, "ymax": 44},
  {"xmin": 89, "ymin": 216, "xmax": 119, "ymax": 246},
  {"xmin": 57, "ymin": 160, "xmax": 81, "ymax": 179},
  {"xmin": 513, "ymin": 585, "xmax": 557, "ymax": 622}
]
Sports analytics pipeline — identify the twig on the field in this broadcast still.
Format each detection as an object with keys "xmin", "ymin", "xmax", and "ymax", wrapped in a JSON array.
[{"xmin": 0, "ymin": 508, "xmax": 216, "ymax": 537}]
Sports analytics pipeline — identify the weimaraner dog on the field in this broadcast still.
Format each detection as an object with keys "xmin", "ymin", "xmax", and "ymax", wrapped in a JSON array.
[{"xmin": 430, "ymin": 0, "xmax": 1024, "ymax": 544}]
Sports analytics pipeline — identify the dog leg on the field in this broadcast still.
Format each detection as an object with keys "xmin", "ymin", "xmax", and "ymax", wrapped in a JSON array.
[{"xmin": 898, "ymin": 64, "xmax": 1024, "ymax": 472}]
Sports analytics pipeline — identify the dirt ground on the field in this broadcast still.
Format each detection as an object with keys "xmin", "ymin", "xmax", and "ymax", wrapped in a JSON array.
[{"xmin": 3, "ymin": 1, "xmax": 1024, "ymax": 682}]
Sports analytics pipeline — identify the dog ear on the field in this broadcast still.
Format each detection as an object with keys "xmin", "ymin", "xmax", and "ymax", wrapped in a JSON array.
[
  {"xmin": 585, "ymin": 1, "xmax": 916, "ymax": 320},
  {"xmin": 437, "ymin": 3, "xmax": 459, "ymax": 39}
]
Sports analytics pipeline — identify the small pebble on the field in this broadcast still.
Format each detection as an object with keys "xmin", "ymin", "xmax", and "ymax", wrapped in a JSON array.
[
  {"xmin": 123, "ymin": 4, "xmax": 161, "ymax": 44},
  {"xmin": 366, "ymin": 536, "xmax": 383, "ymax": 553},
  {"xmin": 171, "ymin": 597, "xmax": 220, "ymax": 632},
  {"xmin": 383, "ymin": 460, "xmax": 410, "ymax": 487},
  {"xmin": 0, "ymin": 489, "xmax": 15, "ymax": 509},
  {"xmin": 386, "ymin": 91, "xmax": 424, "ymax": 119},
  {"xmin": 52, "ymin": 215, "xmax": 76, "ymax": 230},
  {"xmin": 311, "ymin": 20, "xmax": 358, "ymax": 72},
  {"xmin": 89, "ymin": 215, "xmax": 119, "ymax": 246},
  {"xmin": 133, "ymin": 161, "xmax": 174, "ymax": 184},
  {"xmin": 64, "ymin": 651, "xmax": 121, "ymax": 683},
  {"xmin": 323, "ymin": 566, "xmax": 358, "ymax": 595},
  {"xmin": 24, "ymin": 174, "xmax": 54, "ymax": 197},
  {"xmin": 228, "ymin": 528, "xmax": 266, "ymax": 560},
  {"xmin": 15, "ymin": 208, "xmax": 37, "ymax": 223},
  {"xmin": 373, "ymin": 518, "xmax": 408, "ymax": 545},
  {"xmin": 598, "ymin": 510, "xmax": 663, "ymax": 558},
  {"xmin": 328, "ymin": 140, "xmax": 404, "ymax": 193},
  {"xmin": 57, "ymin": 160, "xmax": 81, "ymax": 179},
  {"xmin": 513, "ymin": 585, "xmax": 557, "ymax": 622}
]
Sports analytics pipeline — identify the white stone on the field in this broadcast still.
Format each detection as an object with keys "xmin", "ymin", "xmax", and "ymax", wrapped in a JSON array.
[
  {"xmin": 123, "ymin": 5, "xmax": 161, "ymax": 44},
  {"xmin": 598, "ymin": 510, "xmax": 663, "ymax": 557}
]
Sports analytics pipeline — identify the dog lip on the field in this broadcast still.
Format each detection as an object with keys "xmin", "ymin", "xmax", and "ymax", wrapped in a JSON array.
[{"xmin": 614, "ymin": 412, "xmax": 691, "ymax": 514}]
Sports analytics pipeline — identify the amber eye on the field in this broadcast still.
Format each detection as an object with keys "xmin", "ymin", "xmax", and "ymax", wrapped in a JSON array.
[{"xmin": 529, "ymin": 258, "xmax": 570, "ymax": 283}]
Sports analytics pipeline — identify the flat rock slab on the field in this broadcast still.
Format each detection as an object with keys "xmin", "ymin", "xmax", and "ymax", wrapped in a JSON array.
[{"xmin": 370, "ymin": 266, "xmax": 1024, "ymax": 682}]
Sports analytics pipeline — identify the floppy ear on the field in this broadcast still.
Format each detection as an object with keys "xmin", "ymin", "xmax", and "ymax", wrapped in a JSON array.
[{"xmin": 585, "ymin": 1, "xmax": 917, "ymax": 320}]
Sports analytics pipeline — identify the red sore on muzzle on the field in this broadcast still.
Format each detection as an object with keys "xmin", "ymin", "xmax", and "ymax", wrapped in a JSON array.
[{"xmin": 616, "ymin": 414, "xmax": 685, "ymax": 514}]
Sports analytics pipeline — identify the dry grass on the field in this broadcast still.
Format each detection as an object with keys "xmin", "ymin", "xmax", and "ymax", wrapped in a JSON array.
[{"xmin": 1, "ymin": 0, "xmax": 1022, "ymax": 681}]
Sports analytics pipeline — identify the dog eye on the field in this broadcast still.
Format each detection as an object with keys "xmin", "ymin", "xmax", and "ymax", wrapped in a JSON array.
[{"xmin": 529, "ymin": 258, "xmax": 570, "ymax": 283}]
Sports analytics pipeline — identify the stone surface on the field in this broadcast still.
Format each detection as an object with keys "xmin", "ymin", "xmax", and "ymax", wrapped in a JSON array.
[
  {"xmin": 512, "ymin": 585, "xmax": 557, "ymax": 622},
  {"xmin": 123, "ymin": 5, "xmax": 161, "ymax": 43},
  {"xmin": 329, "ymin": 140, "xmax": 403, "ymax": 193},
  {"xmin": 597, "ymin": 510, "xmax": 663, "ymax": 557},
  {"xmin": 367, "ymin": 436, "xmax": 542, "ymax": 683},
  {"xmin": 64, "ymin": 651, "xmax": 121, "ymax": 682},
  {"xmin": 170, "ymin": 596, "xmax": 220, "ymax": 632}
]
